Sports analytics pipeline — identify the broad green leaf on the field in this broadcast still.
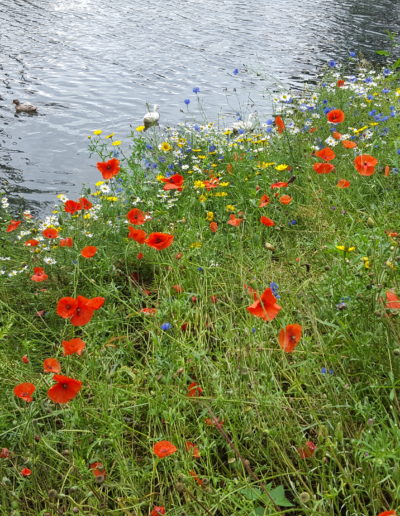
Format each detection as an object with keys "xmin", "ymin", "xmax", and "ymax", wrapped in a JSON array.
[
  {"xmin": 268, "ymin": 485, "xmax": 295, "ymax": 507},
  {"xmin": 375, "ymin": 50, "xmax": 391, "ymax": 56}
]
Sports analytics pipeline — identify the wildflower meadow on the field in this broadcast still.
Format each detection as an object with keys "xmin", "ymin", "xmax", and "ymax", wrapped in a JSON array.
[{"xmin": 1, "ymin": 57, "xmax": 400, "ymax": 515}]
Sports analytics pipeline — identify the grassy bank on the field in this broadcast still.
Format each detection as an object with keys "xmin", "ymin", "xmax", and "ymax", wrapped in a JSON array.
[{"xmin": 0, "ymin": 58, "xmax": 399, "ymax": 515}]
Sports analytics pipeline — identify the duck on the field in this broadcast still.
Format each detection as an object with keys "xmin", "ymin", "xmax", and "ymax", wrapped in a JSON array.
[
  {"xmin": 13, "ymin": 99, "xmax": 38, "ymax": 113},
  {"xmin": 232, "ymin": 111, "xmax": 258, "ymax": 134},
  {"xmin": 143, "ymin": 104, "xmax": 159, "ymax": 130}
]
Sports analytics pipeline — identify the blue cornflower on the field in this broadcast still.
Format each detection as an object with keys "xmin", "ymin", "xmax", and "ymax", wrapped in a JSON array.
[
  {"xmin": 233, "ymin": 68, "xmax": 239, "ymax": 75},
  {"xmin": 322, "ymin": 99, "xmax": 328, "ymax": 105},
  {"xmin": 382, "ymin": 88, "xmax": 390, "ymax": 94},
  {"xmin": 367, "ymin": 94, "xmax": 374, "ymax": 100},
  {"xmin": 193, "ymin": 124, "xmax": 200, "ymax": 131},
  {"xmin": 269, "ymin": 282, "xmax": 280, "ymax": 299},
  {"xmin": 209, "ymin": 145, "xmax": 216, "ymax": 152},
  {"xmin": 161, "ymin": 322, "xmax": 172, "ymax": 331},
  {"xmin": 251, "ymin": 328, "xmax": 256, "ymax": 333},
  {"xmin": 289, "ymin": 220, "xmax": 297, "ymax": 225},
  {"xmin": 266, "ymin": 127, "xmax": 273, "ymax": 133},
  {"xmin": 321, "ymin": 367, "xmax": 334, "ymax": 375},
  {"xmin": 323, "ymin": 107, "xmax": 331, "ymax": 115},
  {"xmin": 184, "ymin": 99, "xmax": 190, "ymax": 105},
  {"xmin": 349, "ymin": 51, "xmax": 356, "ymax": 57},
  {"xmin": 383, "ymin": 68, "xmax": 391, "ymax": 76},
  {"xmin": 397, "ymin": 149, "xmax": 400, "ymax": 155},
  {"xmin": 197, "ymin": 267, "xmax": 204, "ymax": 272},
  {"xmin": 321, "ymin": 82, "xmax": 327, "ymax": 87},
  {"xmin": 146, "ymin": 144, "xmax": 153, "ymax": 150},
  {"xmin": 192, "ymin": 87, "xmax": 200, "ymax": 94},
  {"xmin": 368, "ymin": 109, "xmax": 377, "ymax": 116},
  {"xmin": 364, "ymin": 77, "xmax": 373, "ymax": 83},
  {"xmin": 167, "ymin": 164, "xmax": 174, "ymax": 170},
  {"xmin": 112, "ymin": 150, "xmax": 120, "ymax": 158},
  {"xmin": 266, "ymin": 119, "xmax": 274, "ymax": 125},
  {"xmin": 328, "ymin": 60, "xmax": 336, "ymax": 68}
]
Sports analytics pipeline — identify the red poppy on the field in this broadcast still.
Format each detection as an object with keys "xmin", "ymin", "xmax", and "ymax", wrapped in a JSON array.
[
  {"xmin": 341, "ymin": 140, "xmax": 357, "ymax": 149},
  {"xmin": 275, "ymin": 115, "xmax": 285, "ymax": 133},
  {"xmin": 172, "ymin": 284, "xmax": 184, "ymax": 293},
  {"xmin": 270, "ymin": 181, "xmax": 288, "ymax": 189},
  {"xmin": 6, "ymin": 220, "xmax": 21, "ymax": 232},
  {"xmin": 315, "ymin": 147, "xmax": 336, "ymax": 161},
  {"xmin": 127, "ymin": 208, "xmax": 146, "ymax": 225},
  {"xmin": 150, "ymin": 507, "xmax": 166, "ymax": 516},
  {"xmin": 20, "ymin": 468, "xmax": 32, "ymax": 477},
  {"xmin": 62, "ymin": 337, "xmax": 86, "ymax": 356},
  {"xmin": 187, "ymin": 382, "xmax": 203, "ymax": 397},
  {"xmin": 384, "ymin": 166, "xmax": 391, "ymax": 177},
  {"xmin": 14, "ymin": 382, "xmax": 35, "ymax": 402},
  {"xmin": 354, "ymin": 154, "xmax": 378, "ymax": 176},
  {"xmin": 279, "ymin": 195, "xmax": 292, "ymax": 205},
  {"xmin": 378, "ymin": 511, "xmax": 397, "ymax": 516},
  {"xmin": 332, "ymin": 131, "xmax": 342, "ymax": 140},
  {"xmin": 47, "ymin": 374, "xmax": 82, "ymax": 403},
  {"xmin": 56, "ymin": 297, "xmax": 78, "ymax": 319},
  {"xmin": 209, "ymin": 222, "xmax": 218, "ymax": 233},
  {"xmin": 140, "ymin": 308, "xmax": 157, "ymax": 315},
  {"xmin": 336, "ymin": 79, "xmax": 345, "ymax": 87},
  {"xmin": 21, "ymin": 355, "xmax": 29, "ymax": 364},
  {"xmin": 189, "ymin": 470, "xmax": 204, "ymax": 485},
  {"xmin": 79, "ymin": 197, "xmax": 93, "ymax": 210},
  {"xmin": 25, "ymin": 239, "xmax": 39, "ymax": 247},
  {"xmin": 278, "ymin": 324, "xmax": 302, "ymax": 352},
  {"xmin": 247, "ymin": 287, "xmax": 282, "ymax": 321},
  {"xmin": 128, "ymin": 227, "xmax": 147, "ymax": 243},
  {"xmin": 260, "ymin": 216, "xmax": 275, "ymax": 227},
  {"xmin": 313, "ymin": 163, "xmax": 335, "ymax": 174},
  {"xmin": 31, "ymin": 267, "xmax": 48, "ymax": 282},
  {"xmin": 204, "ymin": 177, "xmax": 220, "ymax": 190},
  {"xmin": 227, "ymin": 214, "xmax": 243, "ymax": 227},
  {"xmin": 298, "ymin": 441, "xmax": 317, "ymax": 458},
  {"xmin": 43, "ymin": 358, "xmax": 62, "ymax": 373},
  {"xmin": 42, "ymin": 228, "xmax": 59, "ymax": 239},
  {"xmin": 210, "ymin": 295, "xmax": 218, "ymax": 303},
  {"xmin": 160, "ymin": 173, "xmax": 184, "ymax": 191},
  {"xmin": 96, "ymin": 158, "xmax": 120, "ymax": 179},
  {"xmin": 153, "ymin": 440, "xmax": 177, "ymax": 458},
  {"xmin": 185, "ymin": 441, "xmax": 201, "ymax": 458},
  {"xmin": 60, "ymin": 237, "xmax": 74, "ymax": 247},
  {"xmin": 259, "ymin": 194, "xmax": 270, "ymax": 207},
  {"xmin": 336, "ymin": 179, "xmax": 350, "ymax": 188},
  {"xmin": 0, "ymin": 448, "xmax": 11, "ymax": 458},
  {"xmin": 89, "ymin": 462, "xmax": 106, "ymax": 478},
  {"xmin": 56, "ymin": 295, "xmax": 104, "ymax": 326},
  {"xmin": 327, "ymin": 109, "xmax": 345, "ymax": 123},
  {"xmin": 145, "ymin": 232, "xmax": 174, "ymax": 250},
  {"xmin": 64, "ymin": 200, "xmax": 81, "ymax": 214},
  {"xmin": 81, "ymin": 246, "xmax": 97, "ymax": 258},
  {"xmin": 137, "ymin": 252, "xmax": 144, "ymax": 259},
  {"xmin": 386, "ymin": 291, "xmax": 400, "ymax": 309}
]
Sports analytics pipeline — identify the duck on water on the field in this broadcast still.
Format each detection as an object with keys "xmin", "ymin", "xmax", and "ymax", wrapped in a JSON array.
[{"xmin": 13, "ymin": 99, "xmax": 38, "ymax": 113}]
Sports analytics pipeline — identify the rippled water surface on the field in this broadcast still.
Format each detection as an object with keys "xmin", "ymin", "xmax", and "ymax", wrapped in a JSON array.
[{"xmin": 0, "ymin": 0, "xmax": 399, "ymax": 210}]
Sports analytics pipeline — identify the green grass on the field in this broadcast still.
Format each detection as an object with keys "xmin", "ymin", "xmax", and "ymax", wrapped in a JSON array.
[{"xmin": 0, "ymin": 59, "xmax": 399, "ymax": 515}]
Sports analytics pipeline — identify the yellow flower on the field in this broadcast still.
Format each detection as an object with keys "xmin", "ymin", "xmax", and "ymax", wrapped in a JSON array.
[
  {"xmin": 275, "ymin": 164, "xmax": 288, "ymax": 171},
  {"xmin": 206, "ymin": 211, "xmax": 214, "ymax": 221},
  {"xmin": 198, "ymin": 155, "xmax": 206, "ymax": 159},
  {"xmin": 190, "ymin": 242, "xmax": 202, "ymax": 249},
  {"xmin": 194, "ymin": 180, "xmax": 205, "ymax": 189},
  {"xmin": 224, "ymin": 130, "xmax": 232, "ymax": 135},
  {"xmin": 369, "ymin": 122, "xmax": 378, "ymax": 126},
  {"xmin": 112, "ymin": 140, "xmax": 121, "ymax": 146},
  {"xmin": 83, "ymin": 214, "xmax": 91, "ymax": 219},
  {"xmin": 52, "ymin": 210, "xmax": 59, "ymax": 214},
  {"xmin": 95, "ymin": 180, "xmax": 105, "ymax": 186},
  {"xmin": 159, "ymin": 141, "xmax": 172, "ymax": 152},
  {"xmin": 336, "ymin": 245, "xmax": 356, "ymax": 252},
  {"xmin": 105, "ymin": 133, "xmax": 115, "ymax": 139},
  {"xmin": 187, "ymin": 169, "xmax": 193, "ymax": 174},
  {"xmin": 353, "ymin": 126, "xmax": 368, "ymax": 134},
  {"xmin": 192, "ymin": 148, "xmax": 201, "ymax": 152},
  {"xmin": 225, "ymin": 204, "xmax": 235, "ymax": 212},
  {"xmin": 93, "ymin": 129, "xmax": 103, "ymax": 135},
  {"xmin": 259, "ymin": 161, "xmax": 276, "ymax": 169},
  {"xmin": 220, "ymin": 182, "xmax": 230, "ymax": 187},
  {"xmin": 386, "ymin": 260, "xmax": 396, "ymax": 270},
  {"xmin": 211, "ymin": 163, "xmax": 218, "ymax": 168},
  {"xmin": 198, "ymin": 195, "xmax": 207, "ymax": 203},
  {"xmin": 106, "ymin": 196, "xmax": 118, "ymax": 202},
  {"xmin": 135, "ymin": 125, "xmax": 145, "ymax": 132},
  {"xmin": 362, "ymin": 257, "xmax": 370, "ymax": 269},
  {"xmin": 209, "ymin": 151, "xmax": 217, "ymax": 155},
  {"xmin": 92, "ymin": 191, "xmax": 101, "ymax": 196},
  {"xmin": 214, "ymin": 191, "xmax": 228, "ymax": 197},
  {"xmin": 156, "ymin": 174, "xmax": 165, "ymax": 182}
]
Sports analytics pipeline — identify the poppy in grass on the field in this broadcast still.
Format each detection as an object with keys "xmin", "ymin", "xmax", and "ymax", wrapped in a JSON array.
[
  {"xmin": 336, "ymin": 179, "xmax": 350, "ymax": 188},
  {"xmin": 189, "ymin": 470, "xmax": 204, "ymax": 485},
  {"xmin": 22, "ymin": 355, "xmax": 29, "ymax": 364},
  {"xmin": 259, "ymin": 194, "xmax": 270, "ymax": 207},
  {"xmin": 332, "ymin": 131, "xmax": 342, "ymax": 140},
  {"xmin": 7, "ymin": 220, "xmax": 21, "ymax": 232},
  {"xmin": 341, "ymin": 140, "xmax": 357, "ymax": 149},
  {"xmin": 42, "ymin": 227, "xmax": 58, "ymax": 239},
  {"xmin": 327, "ymin": 109, "xmax": 345, "ymax": 123},
  {"xmin": 384, "ymin": 165, "xmax": 391, "ymax": 177},
  {"xmin": 315, "ymin": 147, "xmax": 336, "ymax": 161},
  {"xmin": 25, "ymin": 239, "xmax": 39, "ymax": 247},
  {"xmin": 260, "ymin": 216, "xmax": 275, "ymax": 227},
  {"xmin": 127, "ymin": 208, "xmax": 146, "ymax": 225},
  {"xmin": 43, "ymin": 358, "xmax": 61, "ymax": 373},
  {"xmin": 89, "ymin": 462, "xmax": 106, "ymax": 478},
  {"xmin": 378, "ymin": 511, "xmax": 397, "ymax": 516},
  {"xmin": 386, "ymin": 291, "xmax": 400, "ymax": 309},
  {"xmin": 128, "ymin": 227, "xmax": 147, "ymax": 243},
  {"xmin": 79, "ymin": 197, "xmax": 93, "ymax": 210},
  {"xmin": 153, "ymin": 440, "xmax": 177, "ymax": 458},
  {"xmin": 160, "ymin": 173, "xmax": 184, "ymax": 191},
  {"xmin": 247, "ymin": 287, "xmax": 282, "ymax": 322},
  {"xmin": 278, "ymin": 324, "xmax": 302, "ymax": 352},
  {"xmin": 279, "ymin": 195, "xmax": 292, "ymax": 205},
  {"xmin": 313, "ymin": 163, "xmax": 335, "ymax": 174},
  {"xmin": 227, "ymin": 214, "xmax": 243, "ymax": 227},
  {"xmin": 187, "ymin": 382, "xmax": 203, "ymax": 397},
  {"xmin": 270, "ymin": 181, "xmax": 288, "ymax": 189},
  {"xmin": 60, "ymin": 237, "xmax": 73, "ymax": 247},
  {"xmin": 275, "ymin": 115, "xmax": 285, "ymax": 133},
  {"xmin": 150, "ymin": 507, "xmax": 166, "ymax": 516},
  {"xmin": 172, "ymin": 284, "xmax": 184, "ymax": 293},
  {"xmin": 47, "ymin": 374, "xmax": 82, "ymax": 403},
  {"xmin": 64, "ymin": 200, "xmax": 81, "ymax": 214},
  {"xmin": 81, "ymin": 246, "xmax": 97, "ymax": 258},
  {"xmin": 62, "ymin": 337, "xmax": 86, "ymax": 355},
  {"xmin": 144, "ymin": 232, "xmax": 174, "ymax": 250},
  {"xmin": 57, "ymin": 297, "xmax": 78, "ymax": 319},
  {"xmin": 354, "ymin": 154, "xmax": 378, "ymax": 176},
  {"xmin": 20, "ymin": 468, "xmax": 32, "ymax": 477},
  {"xmin": 298, "ymin": 441, "xmax": 317, "ymax": 458},
  {"xmin": 0, "ymin": 448, "xmax": 11, "ymax": 458},
  {"xmin": 209, "ymin": 222, "xmax": 218, "ymax": 233},
  {"xmin": 31, "ymin": 267, "xmax": 48, "ymax": 282},
  {"xmin": 14, "ymin": 382, "xmax": 35, "ymax": 402},
  {"xmin": 140, "ymin": 307, "xmax": 157, "ymax": 315},
  {"xmin": 56, "ymin": 295, "xmax": 105, "ymax": 326},
  {"xmin": 185, "ymin": 441, "xmax": 200, "ymax": 458},
  {"xmin": 96, "ymin": 158, "xmax": 120, "ymax": 179}
]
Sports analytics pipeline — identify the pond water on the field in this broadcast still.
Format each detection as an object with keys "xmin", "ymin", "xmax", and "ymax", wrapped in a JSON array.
[{"xmin": 0, "ymin": 0, "xmax": 399, "ymax": 212}]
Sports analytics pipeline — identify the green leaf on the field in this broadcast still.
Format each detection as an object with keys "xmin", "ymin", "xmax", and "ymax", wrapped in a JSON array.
[
  {"xmin": 392, "ymin": 59, "xmax": 400, "ymax": 69},
  {"xmin": 375, "ymin": 50, "xmax": 391, "ymax": 56},
  {"xmin": 241, "ymin": 487, "xmax": 263, "ymax": 501},
  {"xmin": 268, "ymin": 485, "xmax": 295, "ymax": 507}
]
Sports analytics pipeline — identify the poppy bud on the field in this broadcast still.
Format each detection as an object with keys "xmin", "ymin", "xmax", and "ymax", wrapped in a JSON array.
[
  {"xmin": 21, "ymin": 355, "xmax": 29, "ymax": 363},
  {"xmin": 175, "ymin": 252, "xmax": 183, "ymax": 260},
  {"xmin": 191, "ymin": 296, "xmax": 197, "ymax": 303}
]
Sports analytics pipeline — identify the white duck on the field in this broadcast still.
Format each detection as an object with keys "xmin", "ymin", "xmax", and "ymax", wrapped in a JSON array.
[
  {"xmin": 13, "ymin": 99, "xmax": 38, "ymax": 114},
  {"xmin": 143, "ymin": 104, "xmax": 160, "ymax": 130},
  {"xmin": 232, "ymin": 111, "xmax": 258, "ymax": 134}
]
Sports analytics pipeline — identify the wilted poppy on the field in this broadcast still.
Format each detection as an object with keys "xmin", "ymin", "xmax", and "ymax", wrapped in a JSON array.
[
  {"xmin": 259, "ymin": 194, "xmax": 270, "ymax": 207},
  {"xmin": 313, "ymin": 163, "xmax": 335, "ymax": 174},
  {"xmin": 43, "ymin": 358, "xmax": 61, "ymax": 373},
  {"xmin": 64, "ymin": 200, "xmax": 81, "ymax": 214},
  {"xmin": 354, "ymin": 154, "xmax": 378, "ymax": 176},
  {"xmin": 172, "ymin": 284, "xmax": 184, "ymax": 293},
  {"xmin": 81, "ymin": 246, "xmax": 98, "ymax": 258},
  {"xmin": 31, "ymin": 267, "xmax": 48, "ymax": 282},
  {"xmin": 128, "ymin": 227, "xmax": 147, "ymax": 243},
  {"xmin": 0, "ymin": 448, "xmax": 11, "ymax": 458},
  {"xmin": 14, "ymin": 382, "xmax": 35, "ymax": 402},
  {"xmin": 275, "ymin": 115, "xmax": 285, "ymax": 133},
  {"xmin": 62, "ymin": 337, "xmax": 86, "ymax": 356},
  {"xmin": 187, "ymin": 382, "xmax": 203, "ymax": 397},
  {"xmin": 42, "ymin": 228, "xmax": 59, "ymax": 239},
  {"xmin": 336, "ymin": 179, "xmax": 350, "ymax": 188},
  {"xmin": 204, "ymin": 417, "xmax": 224, "ymax": 429},
  {"xmin": 260, "ymin": 216, "xmax": 275, "ymax": 227},
  {"xmin": 270, "ymin": 181, "xmax": 288, "ymax": 189},
  {"xmin": 227, "ymin": 214, "xmax": 243, "ymax": 227},
  {"xmin": 160, "ymin": 174, "xmax": 184, "ymax": 191},
  {"xmin": 247, "ymin": 287, "xmax": 282, "ymax": 321},
  {"xmin": 25, "ymin": 239, "xmax": 39, "ymax": 247},
  {"xmin": 185, "ymin": 441, "xmax": 200, "ymax": 458},
  {"xmin": 150, "ymin": 507, "xmax": 166, "ymax": 516},
  {"xmin": 89, "ymin": 462, "xmax": 106, "ymax": 478},
  {"xmin": 140, "ymin": 308, "xmax": 157, "ymax": 315},
  {"xmin": 279, "ymin": 195, "xmax": 292, "ymax": 205},
  {"xmin": 47, "ymin": 374, "xmax": 82, "ymax": 403},
  {"xmin": 20, "ymin": 468, "xmax": 32, "ymax": 477},
  {"xmin": 96, "ymin": 158, "xmax": 120, "ymax": 179},
  {"xmin": 341, "ymin": 140, "xmax": 357, "ymax": 149},
  {"xmin": 145, "ymin": 232, "xmax": 174, "ymax": 250},
  {"xmin": 189, "ymin": 470, "xmax": 204, "ymax": 485},
  {"xmin": 298, "ymin": 441, "xmax": 317, "ymax": 458},
  {"xmin": 386, "ymin": 291, "xmax": 400, "ymax": 309},
  {"xmin": 153, "ymin": 440, "xmax": 177, "ymax": 458},
  {"xmin": 209, "ymin": 222, "xmax": 218, "ymax": 233},
  {"xmin": 60, "ymin": 237, "xmax": 74, "ymax": 247},
  {"xmin": 127, "ymin": 208, "xmax": 146, "ymax": 225},
  {"xmin": 278, "ymin": 324, "xmax": 302, "ymax": 352},
  {"xmin": 315, "ymin": 148, "xmax": 336, "ymax": 161},
  {"xmin": 327, "ymin": 109, "xmax": 345, "ymax": 123}
]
